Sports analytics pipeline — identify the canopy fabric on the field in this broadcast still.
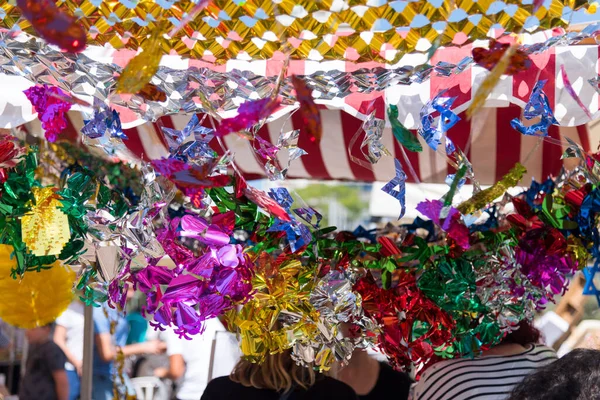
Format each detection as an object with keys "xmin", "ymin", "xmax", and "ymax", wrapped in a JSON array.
[{"xmin": 23, "ymin": 105, "xmax": 591, "ymax": 185}]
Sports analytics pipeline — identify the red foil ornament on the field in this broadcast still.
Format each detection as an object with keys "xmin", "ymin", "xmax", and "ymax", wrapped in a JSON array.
[
  {"xmin": 292, "ymin": 76, "xmax": 322, "ymax": 144},
  {"xmin": 472, "ymin": 40, "xmax": 531, "ymax": 76},
  {"xmin": 354, "ymin": 272, "xmax": 455, "ymax": 375},
  {"xmin": 17, "ymin": 0, "xmax": 86, "ymax": 53}
]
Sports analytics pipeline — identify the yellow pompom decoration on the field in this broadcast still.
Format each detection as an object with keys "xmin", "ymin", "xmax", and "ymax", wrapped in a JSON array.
[
  {"xmin": 0, "ymin": 245, "xmax": 75, "ymax": 328},
  {"xmin": 21, "ymin": 187, "xmax": 71, "ymax": 257}
]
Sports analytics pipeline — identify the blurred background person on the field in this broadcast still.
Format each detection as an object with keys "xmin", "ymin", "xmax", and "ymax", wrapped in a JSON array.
[
  {"xmin": 412, "ymin": 321, "xmax": 557, "ymax": 400},
  {"xmin": 93, "ymin": 300, "xmax": 166, "ymax": 400},
  {"xmin": 155, "ymin": 317, "xmax": 239, "ymax": 399},
  {"xmin": 54, "ymin": 300, "xmax": 84, "ymax": 400},
  {"xmin": 19, "ymin": 324, "xmax": 68, "ymax": 400},
  {"xmin": 508, "ymin": 348, "xmax": 600, "ymax": 400},
  {"xmin": 201, "ymin": 350, "xmax": 358, "ymax": 400}
]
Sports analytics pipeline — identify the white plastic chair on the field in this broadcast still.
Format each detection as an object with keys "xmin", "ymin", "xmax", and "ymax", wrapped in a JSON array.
[{"xmin": 131, "ymin": 376, "xmax": 169, "ymax": 400}]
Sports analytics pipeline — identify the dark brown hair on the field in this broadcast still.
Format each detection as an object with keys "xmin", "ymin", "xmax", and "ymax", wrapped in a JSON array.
[{"xmin": 502, "ymin": 320, "xmax": 541, "ymax": 346}]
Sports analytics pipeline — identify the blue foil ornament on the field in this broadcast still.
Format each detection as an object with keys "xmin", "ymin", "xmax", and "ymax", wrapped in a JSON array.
[
  {"xmin": 510, "ymin": 80, "xmax": 558, "ymax": 137},
  {"xmin": 418, "ymin": 92, "xmax": 461, "ymax": 151},
  {"xmin": 381, "ymin": 159, "xmax": 407, "ymax": 219},
  {"xmin": 81, "ymin": 108, "xmax": 126, "ymax": 140}
]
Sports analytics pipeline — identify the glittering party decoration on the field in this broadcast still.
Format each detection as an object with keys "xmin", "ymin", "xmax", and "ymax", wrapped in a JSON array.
[
  {"xmin": 5, "ymin": 0, "xmax": 600, "ymax": 378},
  {"xmin": 243, "ymin": 186, "xmax": 291, "ymax": 222},
  {"xmin": 0, "ymin": 0, "xmax": 589, "ymax": 63},
  {"xmin": 292, "ymin": 76, "xmax": 322, "ymax": 144},
  {"xmin": 472, "ymin": 40, "xmax": 531, "ymax": 75},
  {"xmin": 23, "ymin": 85, "xmax": 72, "ymax": 142},
  {"xmin": 355, "ymin": 272, "xmax": 455, "ymax": 373},
  {"xmin": 21, "ymin": 187, "xmax": 71, "ymax": 257},
  {"xmin": 458, "ymin": 163, "xmax": 527, "ymax": 215},
  {"xmin": 351, "ymin": 111, "xmax": 389, "ymax": 167},
  {"xmin": 0, "ymin": 136, "xmax": 26, "ymax": 184},
  {"xmin": 417, "ymin": 199, "xmax": 470, "ymax": 250},
  {"xmin": 216, "ymin": 98, "xmax": 280, "ymax": 137},
  {"xmin": 561, "ymin": 65, "xmax": 594, "ymax": 120},
  {"xmin": 381, "ymin": 159, "xmax": 407, "ymax": 219},
  {"xmin": 3, "ymin": 28, "xmax": 600, "ymax": 127},
  {"xmin": 226, "ymin": 254, "xmax": 320, "ymax": 365},
  {"xmin": 134, "ymin": 215, "xmax": 254, "ymax": 337},
  {"xmin": 419, "ymin": 93, "xmax": 460, "ymax": 151},
  {"xmin": 16, "ymin": 0, "xmax": 86, "ymax": 53},
  {"xmin": 0, "ymin": 245, "xmax": 75, "ymax": 328},
  {"xmin": 510, "ymin": 80, "xmax": 558, "ymax": 137},
  {"xmin": 276, "ymin": 129, "xmax": 307, "ymax": 179},
  {"xmin": 467, "ymin": 44, "xmax": 517, "ymax": 119},
  {"xmin": 389, "ymin": 105, "xmax": 422, "ymax": 153},
  {"xmin": 161, "ymin": 114, "xmax": 213, "ymax": 154},
  {"xmin": 117, "ymin": 31, "xmax": 163, "ymax": 94},
  {"xmin": 267, "ymin": 188, "xmax": 311, "ymax": 252},
  {"xmin": 152, "ymin": 158, "xmax": 230, "ymax": 208},
  {"xmin": 81, "ymin": 108, "xmax": 126, "ymax": 140}
]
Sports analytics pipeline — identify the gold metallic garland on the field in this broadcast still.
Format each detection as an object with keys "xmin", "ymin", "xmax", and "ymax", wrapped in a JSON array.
[{"xmin": 0, "ymin": 0, "xmax": 589, "ymax": 63}]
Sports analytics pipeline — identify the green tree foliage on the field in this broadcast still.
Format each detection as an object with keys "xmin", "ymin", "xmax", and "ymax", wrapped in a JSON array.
[{"xmin": 293, "ymin": 183, "xmax": 367, "ymax": 225}]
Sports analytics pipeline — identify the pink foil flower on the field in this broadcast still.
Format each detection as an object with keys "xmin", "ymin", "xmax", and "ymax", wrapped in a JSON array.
[
  {"xmin": 132, "ymin": 215, "xmax": 254, "ymax": 338},
  {"xmin": 23, "ymin": 85, "xmax": 72, "ymax": 142}
]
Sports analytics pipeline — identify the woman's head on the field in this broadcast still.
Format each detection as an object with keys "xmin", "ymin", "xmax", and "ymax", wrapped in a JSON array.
[
  {"xmin": 508, "ymin": 349, "xmax": 600, "ymax": 400},
  {"xmin": 230, "ymin": 351, "xmax": 316, "ymax": 393},
  {"xmin": 502, "ymin": 320, "xmax": 541, "ymax": 346}
]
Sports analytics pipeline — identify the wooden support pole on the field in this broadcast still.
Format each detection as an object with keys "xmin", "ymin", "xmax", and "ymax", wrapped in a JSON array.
[{"xmin": 80, "ymin": 304, "xmax": 94, "ymax": 400}]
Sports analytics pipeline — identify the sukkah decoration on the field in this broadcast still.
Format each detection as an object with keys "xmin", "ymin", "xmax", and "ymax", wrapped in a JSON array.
[
  {"xmin": 0, "ymin": 135, "xmax": 26, "ymax": 184},
  {"xmin": 16, "ymin": 0, "xmax": 86, "ymax": 53},
  {"xmin": 0, "ymin": 244, "xmax": 75, "ymax": 328},
  {"xmin": 23, "ymin": 85, "xmax": 72, "ymax": 143},
  {"xmin": 3, "ymin": 89, "xmax": 597, "ymax": 376},
  {"xmin": 510, "ymin": 80, "xmax": 558, "ymax": 137},
  {"xmin": 4, "ymin": 0, "xmax": 600, "ymax": 382},
  {"xmin": 2, "ymin": 25, "xmax": 600, "ymax": 129},
  {"xmin": 472, "ymin": 40, "xmax": 532, "ymax": 76},
  {"xmin": 1, "ymin": 0, "xmax": 588, "ymax": 63},
  {"xmin": 0, "ymin": 139, "xmax": 131, "ymax": 278}
]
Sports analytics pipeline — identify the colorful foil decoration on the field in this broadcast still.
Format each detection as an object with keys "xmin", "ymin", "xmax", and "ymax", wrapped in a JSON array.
[
  {"xmin": 81, "ymin": 108, "xmax": 126, "ymax": 140},
  {"xmin": 0, "ymin": 245, "xmax": 75, "ymax": 328},
  {"xmin": 292, "ymin": 76, "xmax": 322, "ymax": 144},
  {"xmin": 457, "ymin": 163, "xmax": 527, "ymax": 215},
  {"xmin": 389, "ymin": 105, "xmax": 423, "ymax": 153},
  {"xmin": 23, "ymin": 85, "xmax": 72, "ymax": 142},
  {"xmin": 467, "ymin": 44, "xmax": 517, "ymax": 119},
  {"xmin": 416, "ymin": 199, "xmax": 470, "ymax": 250},
  {"xmin": 117, "ymin": 31, "xmax": 162, "ymax": 94},
  {"xmin": 419, "ymin": 93, "xmax": 460, "ymax": 151},
  {"xmin": 381, "ymin": 159, "xmax": 408, "ymax": 219},
  {"xmin": 16, "ymin": 0, "xmax": 86, "ymax": 53},
  {"xmin": 21, "ymin": 187, "xmax": 71, "ymax": 257},
  {"xmin": 560, "ymin": 65, "xmax": 594, "ymax": 120},
  {"xmin": 0, "ymin": 136, "xmax": 26, "ymax": 184},
  {"xmin": 216, "ymin": 98, "xmax": 280, "ymax": 137},
  {"xmin": 472, "ymin": 40, "xmax": 531, "ymax": 75},
  {"xmin": 510, "ymin": 80, "xmax": 558, "ymax": 137}
]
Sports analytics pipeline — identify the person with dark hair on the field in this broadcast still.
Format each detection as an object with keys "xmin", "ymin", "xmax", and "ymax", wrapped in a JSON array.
[
  {"xmin": 412, "ymin": 321, "xmax": 557, "ymax": 400},
  {"xmin": 338, "ymin": 349, "xmax": 412, "ymax": 400},
  {"xmin": 201, "ymin": 350, "xmax": 358, "ymax": 400},
  {"xmin": 508, "ymin": 348, "xmax": 600, "ymax": 400},
  {"xmin": 19, "ymin": 324, "xmax": 69, "ymax": 400}
]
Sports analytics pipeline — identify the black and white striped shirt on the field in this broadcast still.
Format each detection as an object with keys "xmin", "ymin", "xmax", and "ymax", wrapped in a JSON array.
[{"xmin": 412, "ymin": 344, "xmax": 557, "ymax": 400}]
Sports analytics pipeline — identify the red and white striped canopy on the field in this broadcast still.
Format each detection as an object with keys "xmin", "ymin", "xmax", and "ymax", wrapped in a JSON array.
[{"xmin": 22, "ymin": 105, "xmax": 592, "ymax": 185}]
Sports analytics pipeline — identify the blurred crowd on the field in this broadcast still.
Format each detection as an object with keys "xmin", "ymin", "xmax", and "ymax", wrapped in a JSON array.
[{"xmin": 5, "ymin": 291, "xmax": 600, "ymax": 400}]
